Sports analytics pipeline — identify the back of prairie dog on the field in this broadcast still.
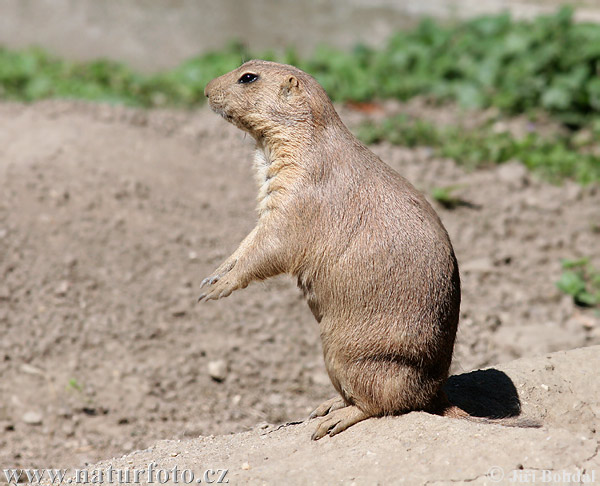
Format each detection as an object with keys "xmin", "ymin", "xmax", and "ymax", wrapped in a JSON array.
[{"xmin": 200, "ymin": 60, "xmax": 461, "ymax": 440}]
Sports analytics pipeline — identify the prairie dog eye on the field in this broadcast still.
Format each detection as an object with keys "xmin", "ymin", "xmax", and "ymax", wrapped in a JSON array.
[{"xmin": 238, "ymin": 73, "xmax": 259, "ymax": 84}]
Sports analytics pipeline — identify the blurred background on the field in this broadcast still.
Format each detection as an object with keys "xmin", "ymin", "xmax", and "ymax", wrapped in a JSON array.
[
  {"xmin": 0, "ymin": 0, "xmax": 599, "ymax": 474},
  {"xmin": 1, "ymin": 0, "xmax": 600, "ymax": 71}
]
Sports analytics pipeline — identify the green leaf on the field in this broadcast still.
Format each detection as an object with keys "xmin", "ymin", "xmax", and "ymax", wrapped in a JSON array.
[
  {"xmin": 556, "ymin": 271, "xmax": 587, "ymax": 297},
  {"xmin": 541, "ymin": 86, "xmax": 571, "ymax": 110}
]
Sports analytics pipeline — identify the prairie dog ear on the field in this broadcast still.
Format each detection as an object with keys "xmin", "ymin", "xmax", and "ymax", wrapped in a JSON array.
[{"xmin": 282, "ymin": 75, "xmax": 300, "ymax": 96}]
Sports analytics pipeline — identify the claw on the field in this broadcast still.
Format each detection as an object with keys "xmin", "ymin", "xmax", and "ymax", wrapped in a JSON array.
[
  {"xmin": 309, "ymin": 397, "xmax": 347, "ymax": 419},
  {"xmin": 198, "ymin": 268, "xmax": 238, "ymax": 304},
  {"xmin": 311, "ymin": 406, "xmax": 369, "ymax": 440},
  {"xmin": 200, "ymin": 275, "xmax": 219, "ymax": 288}
]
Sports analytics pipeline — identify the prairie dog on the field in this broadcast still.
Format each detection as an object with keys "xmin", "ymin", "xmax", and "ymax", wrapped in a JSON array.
[{"xmin": 200, "ymin": 60, "xmax": 461, "ymax": 440}]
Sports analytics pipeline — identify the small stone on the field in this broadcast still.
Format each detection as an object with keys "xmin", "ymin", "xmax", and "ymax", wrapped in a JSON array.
[
  {"xmin": 62, "ymin": 422, "xmax": 75, "ymax": 437},
  {"xmin": 22, "ymin": 411, "xmax": 43, "ymax": 425},
  {"xmin": 540, "ymin": 384, "xmax": 549, "ymax": 391},
  {"xmin": 64, "ymin": 255, "xmax": 78, "ymax": 268},
  {"xmin": 55, "ymin": 281, "xmax": 70, "ymax": 297},
  {"xmin": 241, "ymin": 462, "xmax": 250, "ymax": 470},
  {"xmin": 171, "ymin": 306, "xmax": 187, "ymax": 318},
  {"xmin": 268, "ymin": 393, "xmax": 283, "ymax": 406},
  {"xmin": 207, "ymin": 360, "xmax": 228, "ymax": 382},
  {"xmin": 188, "ymin": 251, "xmax": 198, "ymax": 261},
  {"xmin": 0, "ymin": 286, "xmax": 10, "ymax": 301},
  {"xmin": 572, "ymin": 313, "xmax": 596, "ymax": 330},
  {"xmin": 21, "ymin": 363, "xmax": 45, "ymax": 376},
  {"xmin": 496, "ymin": 161, "xmax": 529, "ymax": 188},
  {"xmin": 565, "ymin": 183, "xmax": 583, "ymax": 201}
]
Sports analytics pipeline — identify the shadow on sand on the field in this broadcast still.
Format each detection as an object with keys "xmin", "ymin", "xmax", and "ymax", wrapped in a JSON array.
[{"xmin": 443, "ymin": 368, "xmax": 522, "ymax": 419}]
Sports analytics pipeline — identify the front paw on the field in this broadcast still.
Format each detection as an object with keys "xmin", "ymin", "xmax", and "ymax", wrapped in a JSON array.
[
  {"xmin": 199, "ymin": 260, "xmax": 237, "ymax": 289},
  {"xmin": 198, "ymin": 275, "xmax": 239, "ymax": 302}
]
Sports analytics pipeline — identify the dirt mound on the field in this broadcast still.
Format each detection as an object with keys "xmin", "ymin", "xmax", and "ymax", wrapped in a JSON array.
[
  {"xmin": 0, "ymin": 100, "xmax": 598, "ymax": 469},
  {"xmin": 51, "ymin": 346, "xmax": 600, "ymax": 485}
]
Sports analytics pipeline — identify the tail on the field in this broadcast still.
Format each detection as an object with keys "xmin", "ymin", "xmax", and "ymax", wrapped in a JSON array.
[{"xmin": 432, "ymin": 391, "xmax": 542, "ymax": 429}]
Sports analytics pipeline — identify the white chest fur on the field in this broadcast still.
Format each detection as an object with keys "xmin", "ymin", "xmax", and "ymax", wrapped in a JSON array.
[{"xmin": 253, "ymin": 147, "xmax": 274, "ymax": 214}]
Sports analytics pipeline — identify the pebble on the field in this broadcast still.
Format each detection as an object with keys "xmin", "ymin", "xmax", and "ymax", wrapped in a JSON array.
[
  {"xmin": 21, "ymin": 363, "xmax": 45, "ymax": 376},
  {"xmin": 22, "ymin": 411, "xmax": 43, "ymax": 425},
  {"xmin": 62, "ymin": 422, "xmax": 75, "ymax": 437},
  {"xmin": 55, "ymin": 281, "xmax": 70, "ymax": 297},
  {"xmin": 268, "ymin": 393, "xmax": 284, "ymax": 406},
  {"xmin": 207, "ymin": 360, "xmax": 228, "ymax": 382},
  {"xmin": 496, "ymin": 161, "xmax": 529, "ymax": 188},
  {"xmin": 0, "ymin": 286, "xmax": 10, "ymax": 301},
  {"xmin": 171, "ymin": 306, "xmax": 187, "ymax": 318}
]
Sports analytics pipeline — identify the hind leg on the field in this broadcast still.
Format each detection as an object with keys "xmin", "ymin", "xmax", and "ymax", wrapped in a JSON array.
[
  {"xmin": 309, "ymin": 397, "xmax": 348, "ymax": 419},
  {"xmin": 311, "ymin": 406, "xmax": 371, "ymax": 440}
]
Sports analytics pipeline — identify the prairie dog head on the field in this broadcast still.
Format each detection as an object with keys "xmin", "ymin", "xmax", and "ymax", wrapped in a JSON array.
[{"xmin": 204, "ymin": 60, "xmax": 337, "ymax": 144}]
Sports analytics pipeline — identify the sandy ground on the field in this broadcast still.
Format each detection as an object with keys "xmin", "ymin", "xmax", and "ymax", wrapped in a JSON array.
[
  {"xmin": 0, "ymin": 99, "xmax": 598, "ymax": 473},
  {"xmin": 51, "ymin": 346, "xmax": 600, "ymax": 485}
]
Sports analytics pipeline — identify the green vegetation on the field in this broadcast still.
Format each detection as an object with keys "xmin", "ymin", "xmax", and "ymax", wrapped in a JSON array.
[
  {"xmin": 556, "ymin": 258, "xmax": 600, "ymax": 307},
  {"xmin": 299, "ymin": 7, "xmax": 600, "ymax": 129},
  {"xmin": 357, "ymin": 114, "xmax": 600, "ymax": 184},
  {"xmin": 0, "ymin": 42, "xmax": 250, "ymax": 106},
  {"xmin": 430, "ymin": 185, "xmax": 466, "ymax": 209},
  {"xmin": 1, "ymin": 7, "xmax": 600, "ymax": 127},
  {"xmin": 66, "ymin": 378, "xmax": 83, "ymax": 392},
  {"xmin": 1, "ymin": 7, "xmax": 599, "ymax": 183}
]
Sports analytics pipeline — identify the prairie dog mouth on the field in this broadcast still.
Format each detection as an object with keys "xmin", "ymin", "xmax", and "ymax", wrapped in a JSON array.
[{"xmin": 209, "ymin": 102, "xmax": 234, "ymax": 123}]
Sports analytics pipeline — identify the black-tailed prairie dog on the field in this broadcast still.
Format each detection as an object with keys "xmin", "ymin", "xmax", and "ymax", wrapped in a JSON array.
[{"xmin": 200, "ymin": 60, "xmax": 461, "ymax": 440}]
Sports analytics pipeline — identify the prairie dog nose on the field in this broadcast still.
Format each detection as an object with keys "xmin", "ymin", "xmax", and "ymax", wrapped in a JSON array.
[{"xmin": 204, "ymin": 79, "xmax": 216, "ymax": 98}]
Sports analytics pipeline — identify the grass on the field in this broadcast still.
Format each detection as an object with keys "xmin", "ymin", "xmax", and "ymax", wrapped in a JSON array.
[
  {"xmin": 0, "ymin": 42, "xmax": 250, "ymax": 107},
  {"xmin": 2, "ymin": 8, "xmax": 600, "ymax": 184},
  {"xmin": 1, "ymin": 7, "xmax": 600, "ymax": 128},
  {"xmin": 556, "ymin": 258, "xmax": 600, "ymax": 307},
  {"xmin": 357, "ymin": 114, "xmax": 600, "ymax": 184},
  {"xmin": 430, "ymin": 185, "xmax": 468, "ymax": 209},
  {"xmin": 66, "ymin": 378, "xmax": 83, "ymax": 392}
]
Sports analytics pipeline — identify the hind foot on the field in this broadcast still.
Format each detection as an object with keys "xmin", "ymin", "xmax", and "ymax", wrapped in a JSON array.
[
  {"xmin": 311, "ymin": 405, "xmax": 370, "ymax": 440},
  {"xmin": 309, "ymin": 397, "xmax": 347, "ymax": 419}
]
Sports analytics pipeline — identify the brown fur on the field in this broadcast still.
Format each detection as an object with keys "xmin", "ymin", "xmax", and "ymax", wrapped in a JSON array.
[{"xmin": 200, "ymin": 60, "xmax": 461, "ymax": 439}]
